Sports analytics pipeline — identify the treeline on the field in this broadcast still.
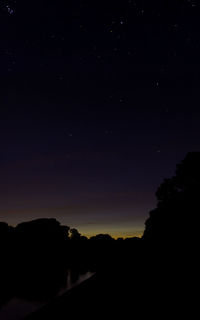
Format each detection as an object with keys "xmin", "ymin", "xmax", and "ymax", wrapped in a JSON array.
[
  {"xmin": 0, "ymin": 218, "xmax": 141, "ymax": 305},
  {"xmin": 0, "ymin": 152, "xmax": 199, "ymax": 305}
]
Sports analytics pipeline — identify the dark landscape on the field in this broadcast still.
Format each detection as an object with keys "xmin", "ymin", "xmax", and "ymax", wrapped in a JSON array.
[
  {"xmin": 0, "ymin": 152, "xmax": 199, "ymax": 318},
  {"xmin": 0, "ymin": 1, "xmax": 199, "ymax": 319}
]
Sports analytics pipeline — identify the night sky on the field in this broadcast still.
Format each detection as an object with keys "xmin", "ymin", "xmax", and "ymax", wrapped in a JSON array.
[{"xmin": 0, "ymin": 0, "xmax": 200, "ymax": 238}]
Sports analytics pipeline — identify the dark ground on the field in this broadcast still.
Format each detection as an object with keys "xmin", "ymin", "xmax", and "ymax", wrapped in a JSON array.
[{"xmin": 25, "ymin": 249, "xmax": 191, "ymax": 320}]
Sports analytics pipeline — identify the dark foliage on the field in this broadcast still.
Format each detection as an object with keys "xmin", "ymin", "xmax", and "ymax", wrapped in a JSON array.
[
  {"xmin": 141, "ymin": 152, "xmax": 199, "ymax": 307},
  {"xmin": 0, "ymin": 219, "xmax": 71, "ymax": 304},
  {"xmin": 143, "ymin": 152, "xmax": 200, "ymax": 247},
  {"xmin": 0, "ymin": 217, "xmax": 141, "ymax": 305},
  {"xmin": 0, "ymin": 153, "xmax": 198, "ymax": 317}
]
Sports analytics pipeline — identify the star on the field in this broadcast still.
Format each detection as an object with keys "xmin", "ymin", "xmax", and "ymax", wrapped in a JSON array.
[{"xmin": 6, "ymin": 5, "xmax": 14, "ymax": 15}]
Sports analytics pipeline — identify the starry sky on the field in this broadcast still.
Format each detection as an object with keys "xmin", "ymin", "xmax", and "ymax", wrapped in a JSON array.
[{"xmin": 0, "ymin": 0, "xmax": 200, "ymax": 238}]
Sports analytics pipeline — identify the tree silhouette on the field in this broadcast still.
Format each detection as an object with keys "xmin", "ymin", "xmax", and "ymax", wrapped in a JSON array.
[
  {"xmin": 0, "ymin": 223, "xmax": 14, "ymax": 305},
  {"xmin": 142, "ymin": 152, "xmax": 200, "ymax": 245},
  {"xmin": 90, "ymin": 234, "xmax": 114, "ymax": 241},
  {"xmin": 70, "ymin": 228, "xmax": 81, "ymax": 240},
  {"xmin": 12, "ymin": 219, "xmax": 71, "ymax": 300}
]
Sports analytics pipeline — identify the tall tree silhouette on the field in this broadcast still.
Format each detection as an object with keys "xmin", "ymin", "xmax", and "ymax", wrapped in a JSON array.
[{"xmin": 143, "ymin": 152, "xmax": 200, "ymax": 245}]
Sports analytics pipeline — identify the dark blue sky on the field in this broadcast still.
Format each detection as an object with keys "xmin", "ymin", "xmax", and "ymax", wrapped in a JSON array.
[{"xmin": 0, "ymin": 0, "xmax": 200, "ymax": 237}]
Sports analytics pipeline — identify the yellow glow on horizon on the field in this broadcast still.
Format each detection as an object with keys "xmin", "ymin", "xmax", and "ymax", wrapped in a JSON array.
[{"xmin": 80, "ymin": 229, "xmax": 143, "ymax": 239}]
